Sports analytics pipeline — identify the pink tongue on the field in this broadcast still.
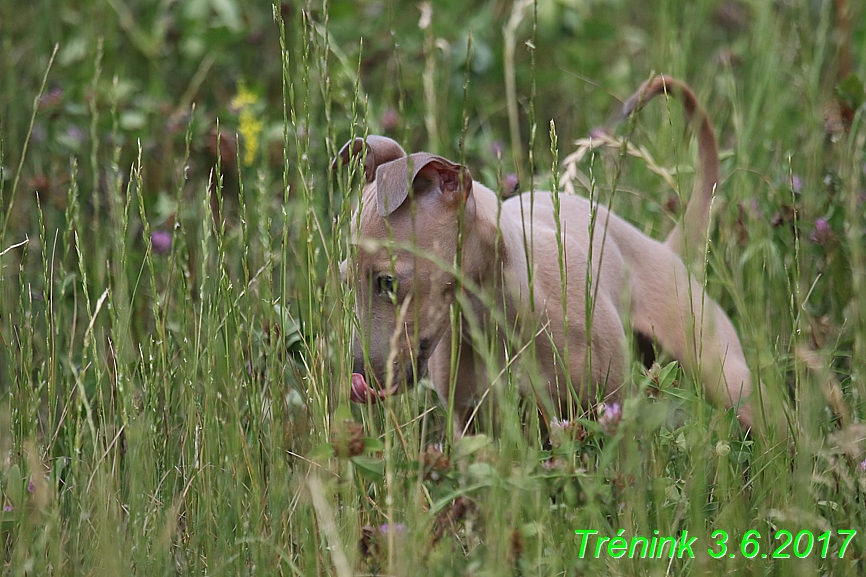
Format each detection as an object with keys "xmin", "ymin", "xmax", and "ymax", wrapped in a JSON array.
[
  {"xmin": 349, "ymin": 373, "xmax": 400, "ymax": 403},
  {"xmin": 350, "ymin": 373, "xmax": 376, "ymax": 403}
]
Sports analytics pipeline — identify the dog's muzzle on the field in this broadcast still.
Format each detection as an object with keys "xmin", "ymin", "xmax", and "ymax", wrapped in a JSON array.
[
  {"xmin": 349, "ymin": 339, "xmax": 433, "ymax": 403},
  {"xmin": 349, "ymin": 364, "xmax": 419, "ymax": 403}
]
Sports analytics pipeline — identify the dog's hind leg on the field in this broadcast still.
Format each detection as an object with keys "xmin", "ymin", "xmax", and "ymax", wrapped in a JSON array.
[{"xmin": 630, "ymin": 253, "xmax": 753, "ymax": 428}]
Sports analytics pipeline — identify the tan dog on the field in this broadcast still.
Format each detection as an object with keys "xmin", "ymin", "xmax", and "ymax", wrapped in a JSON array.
[{"xmin": 338, "ymin": 76, "xmax": 754, "ymax": 433}]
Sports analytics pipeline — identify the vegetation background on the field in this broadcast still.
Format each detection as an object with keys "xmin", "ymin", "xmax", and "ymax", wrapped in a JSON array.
[{"xmin": 1, "ymin": 0, "xmax": 865, "ymax": 575}]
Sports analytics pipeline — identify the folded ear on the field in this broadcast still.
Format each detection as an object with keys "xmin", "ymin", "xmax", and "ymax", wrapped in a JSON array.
[
  {"xmin": 334, "ymin": 135, "xmax": 406, "ymax": 183},
  {"xmin": 375, "ymin": 152, "xmax": 473, "ymax": 216}
]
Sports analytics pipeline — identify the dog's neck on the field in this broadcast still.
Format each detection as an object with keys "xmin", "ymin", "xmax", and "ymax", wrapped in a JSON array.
[{"xmin": 462, "ymin": 183, "xmax": 531, "ymax": 310}]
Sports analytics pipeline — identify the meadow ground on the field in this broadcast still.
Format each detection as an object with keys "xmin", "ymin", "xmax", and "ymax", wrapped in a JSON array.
[{"xmin": 1, "ymin": 1, "xmax": 866, "ymax": 575}]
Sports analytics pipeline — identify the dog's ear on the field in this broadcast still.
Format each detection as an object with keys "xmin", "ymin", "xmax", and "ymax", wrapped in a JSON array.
[
  {"xmin": 375, "ymin": 153, "xmax": 473, "ymax": 216},
  {"xmin": 334, "ymin": 135, "xmax": 406, "ymax": 183}
]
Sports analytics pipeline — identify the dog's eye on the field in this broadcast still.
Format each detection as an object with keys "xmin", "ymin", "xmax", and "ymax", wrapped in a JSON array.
[{"xmin": 376, "ymin": 274, "xmax": 396, "ymax": 296}]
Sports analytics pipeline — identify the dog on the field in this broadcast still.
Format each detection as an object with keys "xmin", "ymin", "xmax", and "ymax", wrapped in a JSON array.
[{"xmin": 337, "ymin": 75, "xmax": 754, "ymax": 434}]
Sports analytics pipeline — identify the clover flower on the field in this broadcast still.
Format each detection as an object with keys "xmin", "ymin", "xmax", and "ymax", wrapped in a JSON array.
[
  {"xmin": 502, "ymin": 173, "xmax": 519, "ymax": 196},
  {"xmin": 598, "ymin": 402, "xmax": 622, "ymax": 435},
  {"xmin": 810, "ymin": 217, "xmax": 835, "ymax": 246},
  {"xmin": 379, "ymin": 523, "xmax": 407, "ymax": 538},
  {"xmin": 151, "ymin": 230, "xmax": 172, "ymax": 255}
]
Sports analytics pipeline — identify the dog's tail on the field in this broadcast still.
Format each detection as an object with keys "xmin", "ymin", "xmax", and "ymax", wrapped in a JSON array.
[{"xmin": 621, "ymin": 75, "xmax": 720, "ymax": 259}]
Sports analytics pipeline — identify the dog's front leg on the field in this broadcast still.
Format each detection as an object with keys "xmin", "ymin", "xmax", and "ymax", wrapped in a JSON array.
[{"xmin": 427, "ymin": 323, "xmax": 490, "ymax": 438}]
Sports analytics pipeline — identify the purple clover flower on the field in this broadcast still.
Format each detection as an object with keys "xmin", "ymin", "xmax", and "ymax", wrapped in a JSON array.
[
  {"xmin": 489, "ymin": 140, "xmax": 505, "ymax": 159},
  {"xmin": 791, "ymin": 174, "xmax": 802, "ymax": 194},
  {"xmin": 380, "ymin": 109, "xmax": 400, "ymax": 132},
  {"xmin": 379, "ymin": 523, "xmax": 407, "ymax": 538},
  {"xmin": 502, "ymin": 173, "xmax": 519, "ymax": 195},
  {"xmin": 810, "ymin": 218, "xmax": 835, "ymax": 246},
  {"xmin": 151, "ymin": 230, "xmax": 172, "ymax": 255},
  {"xmin": 598, "ymin": 402, "xmax": 622, "ymax": 435}
]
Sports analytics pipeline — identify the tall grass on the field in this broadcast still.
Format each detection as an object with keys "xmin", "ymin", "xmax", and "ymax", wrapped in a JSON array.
[{"xmin": 1, "ymin": 0, "xmax": 865, "ymax": 575}]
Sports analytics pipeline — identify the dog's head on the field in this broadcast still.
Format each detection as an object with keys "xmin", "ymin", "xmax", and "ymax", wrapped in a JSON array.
[{"xmin": 335, "ymin": 135, "xmax": 474, "ymax": 403}]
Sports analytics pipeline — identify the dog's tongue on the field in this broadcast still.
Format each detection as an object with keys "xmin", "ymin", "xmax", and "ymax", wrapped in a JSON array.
[
  {"xmin": 350, "ymin": 373, "xmax": 375, "ymax": 403},
  {"xmin": 350, "ymin": 373, "xmax": 400, "ymax": 403}
]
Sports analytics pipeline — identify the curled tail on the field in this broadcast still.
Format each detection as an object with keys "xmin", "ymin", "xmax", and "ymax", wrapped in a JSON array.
[{"xmin": 622, "ymin": 75, "xmax": 720, "ymax": 260}]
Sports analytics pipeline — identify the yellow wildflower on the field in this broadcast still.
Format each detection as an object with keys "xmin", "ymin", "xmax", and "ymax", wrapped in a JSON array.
[{"xmin": 231, "ymin": 83, "xmax": 263, "ymax": 167}]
